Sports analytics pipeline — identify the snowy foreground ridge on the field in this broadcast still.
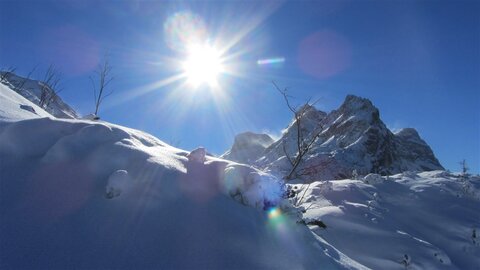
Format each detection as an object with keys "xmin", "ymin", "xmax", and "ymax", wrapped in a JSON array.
[{"xmin": 1, "ymin": 82, "xmax": 480, "ymax": 269}]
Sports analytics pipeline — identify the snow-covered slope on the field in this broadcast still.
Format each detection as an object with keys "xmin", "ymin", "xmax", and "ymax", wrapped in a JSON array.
[
  {"xmin": 231, "ymin": 95, "xmax": 443, "ymax": 181},
  {"xmin": 0, "ymin": 82, "xmax": 52, "ymax": 121},
  {"xmin": 0, "ymin": 91, "xmax": 354, "ymax": 269},
  {"xmin": 0, "ymin": 71, "xmax": 78, "ymax": 119},
  {"xmin": 221, "ymin": 131, "xmax": 274, "ymax": 164},
  {"xmin": 294, "ymin": 171, "xmax": 480, "ymax": 269},
  {"xmin": 2, "ymin": 85, "xmax": 478, "ymax": 269}
]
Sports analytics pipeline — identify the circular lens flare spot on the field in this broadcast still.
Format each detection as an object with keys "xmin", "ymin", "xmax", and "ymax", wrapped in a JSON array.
[
  {"xmin": 164, "ymin": 11, "xmax": 207, "ymax": 52},
  {"xmin": 182, "ymin": 44, "xmax": 224, "ymax": 87},
  {"xmin": 268, "ymin": 207, "xmax": 282, "ymax": 220}
]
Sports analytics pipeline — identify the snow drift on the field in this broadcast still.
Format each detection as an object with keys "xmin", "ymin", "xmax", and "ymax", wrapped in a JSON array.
[{"xmin": 0, "ymin": 84, "xmax": 348, "ymax": 269}]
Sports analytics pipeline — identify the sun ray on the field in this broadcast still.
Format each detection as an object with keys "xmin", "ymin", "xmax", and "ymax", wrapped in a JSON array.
[{"xmin": 106, "ymin": 73, "xmax": 186, "ymax": 109}]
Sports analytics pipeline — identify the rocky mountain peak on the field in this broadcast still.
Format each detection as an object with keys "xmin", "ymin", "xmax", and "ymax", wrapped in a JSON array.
[
  {"xmin": 341, "ymin": 95, "xmax": 376, "ymax": 112},
  {"xmin": 223, "ymin": 94, "xmax": 444, "ymax": 181},
  {"xmin": 395, "ymin": 128, "xmax": 420, "ymax": 138}
]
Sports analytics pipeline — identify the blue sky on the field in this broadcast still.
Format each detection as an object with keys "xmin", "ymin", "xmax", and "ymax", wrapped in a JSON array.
[{"xmin": 1, "ymin": 0, "xmax": 479, "ymax": 173}]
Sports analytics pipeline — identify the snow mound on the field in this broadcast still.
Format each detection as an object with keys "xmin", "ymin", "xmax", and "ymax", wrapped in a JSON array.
[
  {"xmin": 224, "ymin": 164, "xmax": 284, "ymax": 209},
  {"xmin": 106, "ymin": 170, "xmax": 131, "ymax": 198}
]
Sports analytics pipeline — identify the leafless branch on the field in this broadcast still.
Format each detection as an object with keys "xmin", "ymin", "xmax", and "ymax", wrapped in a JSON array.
[
  {"xmin": 273, "ymin": 81, "xmax": 324, "ymax": 180},
  {"xmin": 39, "ymin": 64, "xmax": 63, "ymax": 108}
]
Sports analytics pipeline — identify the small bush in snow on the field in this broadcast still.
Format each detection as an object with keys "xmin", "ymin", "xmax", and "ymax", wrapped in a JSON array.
[
  {"xmin": 473, "ymin": 228, "xmax": 477, "ymax": 245},
  {"xmin": 400, "ymin": 254, "xmax": 411, "ymax": 269},
  {"xmin": 352, "ymin": 169, "xmax": 358, "ymax": 180},
  {"xmin": 284, "ymin": 185, "xmax": 297, "ymax": 199}
]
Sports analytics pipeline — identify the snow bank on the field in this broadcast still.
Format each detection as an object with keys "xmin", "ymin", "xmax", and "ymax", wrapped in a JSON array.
[{"xmin": 0, "ymin": 114, "xmax": 344, "ymax": 269}]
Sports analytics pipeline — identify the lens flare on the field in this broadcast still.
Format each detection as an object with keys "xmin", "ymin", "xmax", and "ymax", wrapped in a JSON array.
[
  {"xmin": 268, "ymin": 207, "xmax": 282, "ymax": 219},
  {"xmin": 164, "ymin": 11, "xmax": 208, "ymax": 52},
  {"xmin": 257, "ymin": 57, "xmax": 285, "ymax": 66}
]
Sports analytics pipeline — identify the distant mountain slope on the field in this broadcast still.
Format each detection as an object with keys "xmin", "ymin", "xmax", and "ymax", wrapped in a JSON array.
[
  {"xmin": 221, "ymin": 132, "xmax": 274, "ymax": 164},
  {"xmin": 0, "ymin": 71, "xmax": 79, "ymax": 119},
  {"xmin": 225, "ymin": 95, "xmax": 443, "ymax": 181}
]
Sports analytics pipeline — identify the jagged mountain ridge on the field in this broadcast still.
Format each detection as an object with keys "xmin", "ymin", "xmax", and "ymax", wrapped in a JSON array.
[
  {"xmin": 224, "ymin": 95, "xmax": 443, "ymax": 181},
  {"xmin": 0, "ymin": 71, "xmax": 78, "ymax": 119}
]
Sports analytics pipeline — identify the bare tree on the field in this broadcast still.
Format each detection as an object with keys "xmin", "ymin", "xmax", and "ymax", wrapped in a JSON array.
[
  {"xmin": 13, "ymin": 66, "xmax": 38, "ymax": 93},
  {"xmin": 459, "ymin": 159, "xmax": 469, "ymax": 179},
  {"xmin": 460, "ymin": 159, "xmax": 469, "ymax": 175},
  {"xmin": 90, "ymin": 58, "xmax": 114, "ymax": 117},
  {"xmin": 39, "ymin": 65, "xmax": 63, "ymax": 108},
  {"xmin": 273, "ymin": 82, "xmax": 323, "ymax": 180}
]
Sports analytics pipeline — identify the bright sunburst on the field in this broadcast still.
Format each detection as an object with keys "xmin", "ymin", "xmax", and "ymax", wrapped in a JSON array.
[{"xmin": 182, "ymin": 44, "xmax": 224, "ymax": 88}]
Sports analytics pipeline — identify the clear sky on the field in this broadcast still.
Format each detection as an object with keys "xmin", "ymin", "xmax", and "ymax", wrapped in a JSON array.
[{"xmin": 1, "ymin": 0, "xmax": 479, "ymax": 173}]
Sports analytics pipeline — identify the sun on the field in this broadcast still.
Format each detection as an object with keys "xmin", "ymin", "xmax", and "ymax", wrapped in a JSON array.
[{"xmin": 182, "ymin": 44, "xmax": 224, "ymax": 88}]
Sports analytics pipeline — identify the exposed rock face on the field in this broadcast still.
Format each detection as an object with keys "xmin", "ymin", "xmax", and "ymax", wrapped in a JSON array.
[
  {"xmin": 227, "ymin": 95, "xmax": 444, "ymax": 181},
  {"xmin": 221, "ymin": 132, "xmax": 274, "ymax": 164}
]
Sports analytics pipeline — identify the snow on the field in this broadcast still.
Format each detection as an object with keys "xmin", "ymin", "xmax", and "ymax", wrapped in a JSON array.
[
  {"xmin": 362, "ymin": 173, "xmax": 384, "ymax": 184},
  {"xmin": 297, "ymin": 172, "xmax": 480, "ymax": 269},
  {"xmin": 106, "ymin": 170, "xmax": 132, "ymax": 198},
  {"xmin": 0, "ymin": 83, "xmax": 51, "ymax": 121},
  {"xmin": 224, "ymin": 163, "xmax": 285, "ymax": 209},
  {"xmin": 1, "ymin": 81, "xmax": 479, "ymax": 269},
  {"xmin": 240, "ymin": 95, "xmax": 444, "ymax": 181},
  {"xmin": 0, "ymin": 88, "xmax": 346, "ymax": 269}
]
